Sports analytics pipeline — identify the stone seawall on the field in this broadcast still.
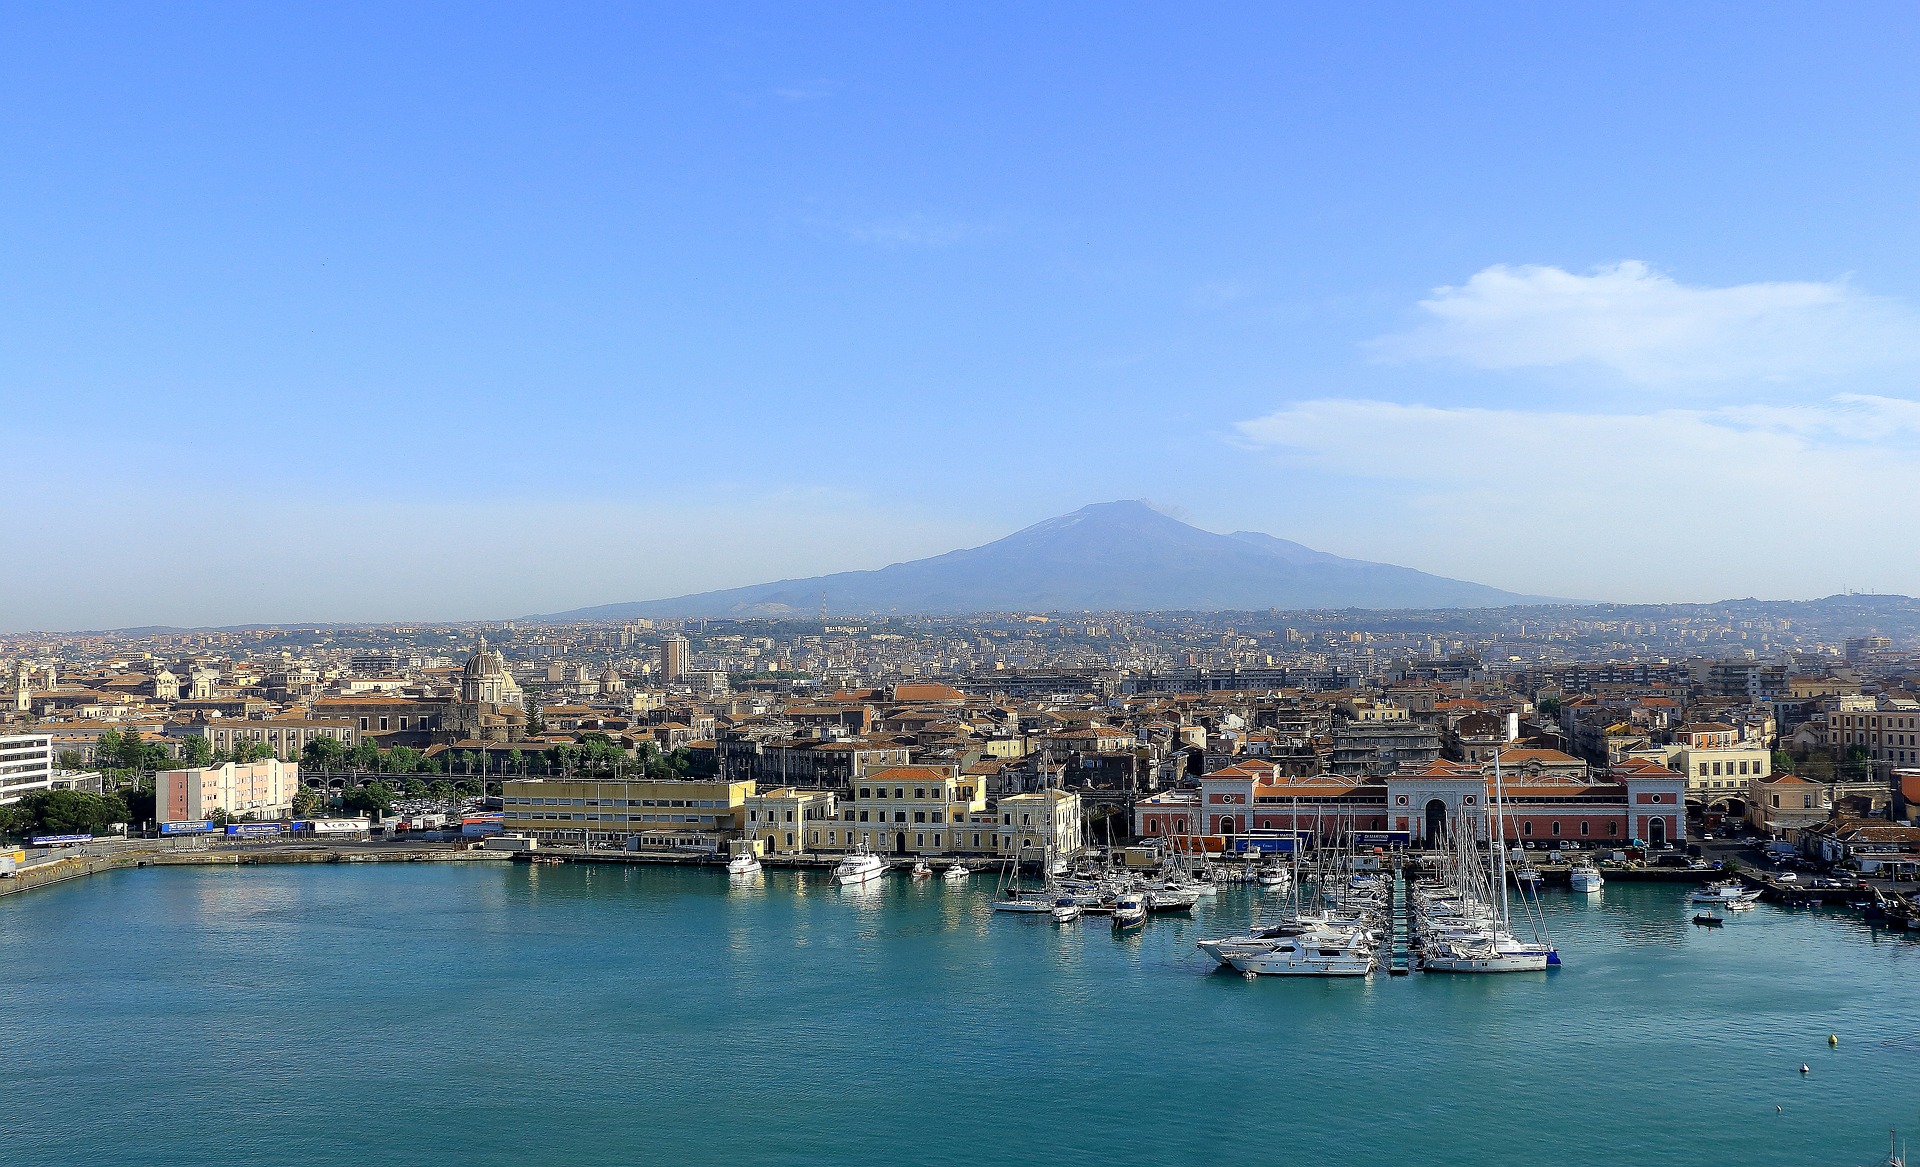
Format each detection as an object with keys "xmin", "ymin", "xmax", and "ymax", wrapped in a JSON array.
[{"xmin": 0, "ymin": 845, "xmax": 510, "ymax": 900}]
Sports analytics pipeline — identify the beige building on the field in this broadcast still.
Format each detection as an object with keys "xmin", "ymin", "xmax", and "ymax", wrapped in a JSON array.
[
  {"xmin": 1826, "ymin": 699, "xmax": 1920, "ymax": 769},
  {"xmin": 996, "ymin": 789, "xmax": 1084, "ymax": 859},
  {"xmin": 1670, "ymin": 723, "xmax": 1770, "ymax": 803},
  {"xmin": 157, "ymin": 759, "xmax": 300, "ymax": 824},
  {"xmin": 500, "ymin": 777, "xmax": 754, "ymax": 844},
  {"xmin": 743, "ymin": 787, "xmax": 838, "ymax": 855},
  {"xmin": 1746, "ymin": 773, "xmax": 1828, "ymax": 834},
  {"xmin": 831, "ymin": 765, "xmax": 987, "ymax": 857},
  {"xmin": 191, "ymin": 717, "xmax": 359, "ymax": 761}
]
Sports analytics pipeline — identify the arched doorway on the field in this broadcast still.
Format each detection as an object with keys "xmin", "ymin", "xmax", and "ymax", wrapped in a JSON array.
[
  {"xmin": 1425, "ymin": 799, "xmax": 1448, "ymax": 843},
  {"xmin": 894, "ymin": 832, "xmax": 908, "ymax": 855},
  {"xmin": 1648, "ymin": 817, "xmax": 1667, "ymax": 848}
]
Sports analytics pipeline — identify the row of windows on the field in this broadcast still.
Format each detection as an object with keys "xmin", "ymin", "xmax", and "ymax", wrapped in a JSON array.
[
  {"xmin": 854, "ymin": 785, "xmax": 977, "ymax": 801},
  {"xmin": 510, "ymin": 812, "xmax": 719, "ymax": 824},
  {"xmin": 1695, "ymin": 759, "xmax": 1765, "ymax": 777},
  {"xmin": 505, "ymin": 796, "xmax": 727, "ymax": 809}
]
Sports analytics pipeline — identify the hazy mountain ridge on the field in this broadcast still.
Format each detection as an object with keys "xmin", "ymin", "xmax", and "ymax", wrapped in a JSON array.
[{"xmin": 535, "ymin": 500, "xmax": 1575, "ymax": 620}]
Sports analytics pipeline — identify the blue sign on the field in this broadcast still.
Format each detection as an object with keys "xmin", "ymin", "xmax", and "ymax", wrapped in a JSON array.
[
  {"xmin": 31, "ymin": 834, "xmax": 93, "ymax": 846},
  {"xmin": 1235, "ymin": 837, "xmax": 1297, "ymax": 854},
  {"xmin": 225, "ymin": 823, "xmax": 286, "ymax": 837},
  {"xmin": 1354, "ymin": 831, "xmax": 1412, "ymax": 847},
  {"xmin": 160, "ymin": 820, "xmax": 215, "ymax": 835}
]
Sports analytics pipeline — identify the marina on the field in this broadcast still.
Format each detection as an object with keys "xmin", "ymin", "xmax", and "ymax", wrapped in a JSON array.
[{"xmin": 6, "ymin": 859, "xmax": 1920, "ymax": 1166}]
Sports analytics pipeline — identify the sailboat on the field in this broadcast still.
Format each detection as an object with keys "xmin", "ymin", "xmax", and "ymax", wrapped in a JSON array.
[{"xmin": 1420, "ymin": 729, "xmax": 1558, "ymax": 974}]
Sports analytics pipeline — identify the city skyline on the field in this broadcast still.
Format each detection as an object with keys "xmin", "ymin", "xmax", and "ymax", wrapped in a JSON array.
[{"xmin": 5, "ymin": 5, "xmax": 1919, "ymax": 629}]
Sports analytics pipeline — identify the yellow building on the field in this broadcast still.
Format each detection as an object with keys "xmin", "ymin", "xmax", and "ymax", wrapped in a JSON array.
[
  {"xmin": 743, "ymin": 787, "xmax": 838, "ymax": 856},
  {"xmin": 995, "ymin": 789, "xmax": 1083, "ymax": 859},
  {"xmin": 830, "ymin": 765, "xmax": 987, "ymax": 857},
  {"xmin": 501, "ymin": 777, "xmax": 754, "ymax": 844}
]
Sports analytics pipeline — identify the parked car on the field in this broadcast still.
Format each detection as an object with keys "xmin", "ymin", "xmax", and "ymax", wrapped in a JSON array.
[{"xmin": 1777, "ymin": 872, "xmax": 1799, "ymax": 883}]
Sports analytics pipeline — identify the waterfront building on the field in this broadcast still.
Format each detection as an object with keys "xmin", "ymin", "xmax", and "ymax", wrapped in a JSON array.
[
  {"xmin": 0, "ymin": 734, "xmax": 54, "ymax": 804},
  {"xmin": 995, "ymin": 788, "xmax": 1083, "ymax": 858},
  {"xmin": 156, "ymin": 759, "xmax": 300, "ymax": 823},
  {"xmin": 499, "ymin": 777, "xmax": 755, "ymax": 845},
  {"xmin": 1670, "ymin": 722, "xmax": 1772, "ymax": 809},
  {"xmin": 1824, "ymin": 696, "xmax": 1920, "ymax": 769},
  {"xmin": 1745, "ymin": 773, "xmax": 1829, "ymax": 835},
  {"xmin": 832, "ymin": 765, "xmax": 987, "ymax": 857},
  {"xmin": 743, "ymin": 786, "xmax": 837, "ymax": 855},
  {"xmin": 1132, "ymin": 790, "xmax": 1200, "ymax": 838}
]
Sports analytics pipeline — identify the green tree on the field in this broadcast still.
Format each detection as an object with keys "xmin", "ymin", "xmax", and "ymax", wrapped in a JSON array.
[
  {"xmin": 15, "ymin": 790, "xmax": 128, "ymax": 836},
  {"xmin": 302, "ymin": 736, "xmax": 346, "ymax": 771},
  {"xmin": 1803, "ymin": 753, "xmax": 1835, "ymax": 781},
  {"xmin": 182, "ymin": 735, "xmax": 215, "ymax": 767},
  {"xmin": 524, "ymin": 704, "xmax": 545, "ymax": 737},
  {"xmin": 94, "ymin": 729, "xmax": 125, "ymax": 766},
  {"xmin": 384, "ymin": 746, "xmax": 425, "ymax": 775},
  {"xmin": 341, "ymin": 782, "xmax": 394, "ymax": 819},
  {"xmin": 1538, "ymin": 697, "xmax": 1562, "ymax": 719},
  {"xmin": 402, "ymin": 776, "xmax": 427, "ymax": 798},
  {"xmin": 506, "ymin": 748, "xmax": 524, "ymax": 775},
  {"xmin": 122, "ymin": 781, "xmax": 157, "ymax": 827},
  {"xmin": 56, "ymin": 750, "xmax": 85, "ymax": 770},
  {"xmin": 292, "ymin": 788, "xmax": 322, "ymax": 817},
  {"xmin": 1771, "ymin": 751, "xmax": 1795, "ymax": 775},
  {"xmin": 349, "ymin": 738, "xmax": 381, "ymax": 770},
  {"xmin": 428, "ymin": 779, "xmax": 454, "ymax": 803}
]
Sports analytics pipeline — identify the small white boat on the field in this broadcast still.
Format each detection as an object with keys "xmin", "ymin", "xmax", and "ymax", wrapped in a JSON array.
[
  {"xmin": 1255, "ymin": 862, "xmax": 1290, "ymax": 888},
  {"xmin": 833, "ymin": 851, "xmax": 885, "ymax": 886},
  {"xmin": 1050, "ymin": 896, "xmax": 1082, "ymax": 924},
  {"xmin": 1111, "ymin": 892, "xmax": 1147, "ymax": 931},
  {"xmin": 909, "ymin": 861, "xmax": 932, "ymax": 880},
  {"xmin": 943, "ymin": 863, "xmax": 973, "ymax": 880},
  {"xmin": 726, "ymin": 852, "xmax": 762, "ymax": 876},
  {"xmin": 1569, "ymin": 863, "xmax": 1604, "ymax": 893},
  {"xmin": 1689, "ymin": 880, "xmax": 1760, "ymax": 905}
]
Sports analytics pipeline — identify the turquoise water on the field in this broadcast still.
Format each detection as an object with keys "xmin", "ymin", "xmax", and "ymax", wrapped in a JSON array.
[{"xmin": 4, "ymin": 865, "xmax": 1919, "ymax": 1166}]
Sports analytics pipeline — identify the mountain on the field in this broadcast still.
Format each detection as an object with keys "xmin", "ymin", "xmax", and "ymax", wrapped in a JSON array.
[{"xmin": 534, "ymin": 501, "xmax": 1571, "ymax": 621}]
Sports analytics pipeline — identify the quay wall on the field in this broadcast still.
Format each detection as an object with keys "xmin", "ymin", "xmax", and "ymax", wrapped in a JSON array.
[{"xmin": 0, "ymin": 843, "xmax": 509, "ymax": 901}]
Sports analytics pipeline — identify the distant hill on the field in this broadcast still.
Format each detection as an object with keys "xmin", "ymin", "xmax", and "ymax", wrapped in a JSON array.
[{"xmin": 534, "ymin": 500, "xmax": 1573, "ymax": 620}]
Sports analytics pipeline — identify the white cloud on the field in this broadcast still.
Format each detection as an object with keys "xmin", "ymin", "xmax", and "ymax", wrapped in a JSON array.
[
  {"xmin": 1233, "ymin": 394, "xmax": 1920, "ymax": 601},
  {"xmin": 1372, "ymin": 261, "xmax": 1920, "ymax": 389},
  {"xmin": 841, "ymin": 213, "xmax": 993, "ymax": 249}
]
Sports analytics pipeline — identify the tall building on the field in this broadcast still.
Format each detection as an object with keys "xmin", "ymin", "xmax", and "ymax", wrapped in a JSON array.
[
  {"xmin": 0, "ymin": 734, "xmax": 54, "ymax": 804},
  {"xmin": 662, "ymin": 634, "xmax": 690, "ymax": 682}
]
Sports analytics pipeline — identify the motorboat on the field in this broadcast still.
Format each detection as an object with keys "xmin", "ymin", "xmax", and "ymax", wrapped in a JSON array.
[
  {"xmin": 1143, "ymin": 887, "xmax": 1198, "ymax": 914},
  {"xmin": 833, "ymin": 851, "xmax": 886, "ymax": 886},
  {"xmin": 1111, "ymin": 892, "xmax": 1147, "ymax": 931},
  {"xmin": 726, "ymin": 852, "xmax": 762, "ymax": 877},
  {"xmin": 910, "ymin": 861, "xmax": 932, "ymax": 880},
  {"xmin": 1692, "ymin": 912, "xmax": 1724, "ymax": 927},
  {"xmin": 943, "ymin": 863, "xmax": 973, "ymax": 880},
  {"xmin": 1050, "ymin": 896, "xmax": 1082, "ymax": 924},
  {"xmin": 1227, "ymin": 935, "xmax": 1375, "ymax": 977},
  {"xmin": 1689, "ymin": 880, "xmax": 1760, "ymax": 905},
  {"xmin": 1569, "ymin": 863, "xmax": 1604, "ymax": 893},
  {"xmin": 1255, "ymin": 862, "xmax": 1290, "ymax": 887}
]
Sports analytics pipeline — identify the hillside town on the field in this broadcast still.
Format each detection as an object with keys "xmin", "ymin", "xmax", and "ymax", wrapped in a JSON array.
[{"xmin": 2, "ymin": 599, "xmax": 1918, "ymax": 876}]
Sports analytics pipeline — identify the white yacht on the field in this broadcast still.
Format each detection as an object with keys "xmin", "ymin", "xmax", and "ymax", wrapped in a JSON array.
[
  {"xmin": 990, "ymin": 892, "xmax": 1055, "ymax": 913},
  {"xmin": 1050, "ymin": 896, "xmax": 1082, "ymax": 924},
  {"xmin": 1111, "ymin": 891, "xmax": 1147, "ymax": 931},
  {"xmin": 1227, "ymin": 935, "xmax": 1375, "ymax": 977},
  {"xmin": 1569, "ymin": 862, "xmax": 1604, "ymax": 893},
  {"xmin": 909, "ymin": 861, "xmax": 932, "ymax": 880},
  {"xmin": 943, "ymin": 863, "xmax": 973, "ymax": 880},
  {"xmin": 833, "ymin": 851, "xmax": 886, "ymax": 886},
  {"xmin": 726, "ymin": 852, "xmax": 762, "ymax": 876},
  {"xmin": 1256, "ymin": 861, "xmax": 1290, "ymax": 887},
  {"xmin": 1689, "ymin": 880, "xmax": 1760, "ymax": 905},
  {"xmin": 1421, "ymin": 938, "xmax": 1551, "ymax": 974}
]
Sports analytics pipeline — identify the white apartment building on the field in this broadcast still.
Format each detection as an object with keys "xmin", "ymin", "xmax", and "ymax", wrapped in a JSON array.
[{"xmin": 0, "ymin": 734, "xmax": 55, "ymax": 804}]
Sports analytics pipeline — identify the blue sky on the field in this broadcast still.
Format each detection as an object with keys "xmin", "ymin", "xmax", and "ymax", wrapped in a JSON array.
[{"xmin": 5, "ymin": 3, "xmax": 1919, "ymax": 629}]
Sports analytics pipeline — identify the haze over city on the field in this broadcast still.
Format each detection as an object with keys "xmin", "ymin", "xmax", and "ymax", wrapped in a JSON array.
[{"xmin": 5, "ymin": 5, "xmax": 1918, "ymax": 629}]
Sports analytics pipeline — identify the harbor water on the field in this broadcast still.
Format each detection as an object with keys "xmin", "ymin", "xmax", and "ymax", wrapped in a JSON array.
[{"xmin": 4, "ymin": 864, "xmax": 1919, "ymax": 1166}]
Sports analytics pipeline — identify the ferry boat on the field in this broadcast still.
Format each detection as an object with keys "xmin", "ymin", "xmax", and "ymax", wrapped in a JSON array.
[
  {"xmin": 726, "ymin": 852, "xmax": 762, "ymax": 877},
  {"xmin": 1569, "ymin": 863, "xmax": 1604, "ymax": 893},
  {"xmin": 833, "ymin": 851, "xmax": 885, "ymax": 886},
  {"xmin": 1689, "ymin": 880, "xmax": 1760, "ymax": 906}
]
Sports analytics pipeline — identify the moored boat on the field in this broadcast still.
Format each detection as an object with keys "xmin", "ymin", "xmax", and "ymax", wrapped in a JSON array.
[
  {"xmin": 726, "ymin": 852, "xmax": 762, "ymax": 876},
  {"xmin": 1569, "ymin": 862, "xmax": 1604, "ymax": 893},
  {"xmin": 833, "ymin": 851, "xmax": 885, "ymax": 886}
]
